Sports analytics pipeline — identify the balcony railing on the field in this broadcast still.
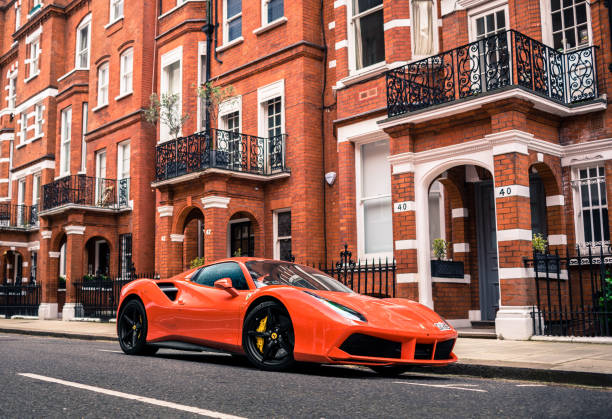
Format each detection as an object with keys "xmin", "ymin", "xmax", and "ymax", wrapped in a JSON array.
[
  {"xmin": 0, "ymin": 204, "xmax": 39, "ymax": 229},
  {"xmin": 386, "ymin": 30, "xmax": 599, "ymax": 117},
  {"xmin": 155, "ymin": 128, "xmax": 289, "ymax": 182},
  {"xmin": 42, "ymin": 175, "xmax": 130, "ymax": 212}
]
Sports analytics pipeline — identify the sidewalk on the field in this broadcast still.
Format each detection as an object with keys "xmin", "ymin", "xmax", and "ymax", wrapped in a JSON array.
[{"xmin": 1, "ymin": 318, "xmax": 610, "ymax": 386}]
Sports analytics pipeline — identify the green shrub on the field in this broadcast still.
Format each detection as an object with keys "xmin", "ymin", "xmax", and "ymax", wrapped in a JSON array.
[
  {"xmin": 190, "ymin": 257, "xmax": 206, "ymax": 269},
  {"xmin": 432, "ymin": 238, "xmax": 449, "ymax": 260},
  {"xmin": 532, "ymin": 233, "xmax": 547, "ymax": 254}
]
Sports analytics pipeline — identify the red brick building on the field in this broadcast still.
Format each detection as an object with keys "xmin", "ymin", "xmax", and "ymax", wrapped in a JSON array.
[{"xmin": 1, "ymin": 0, "xmax": 611, "ymax": 340}]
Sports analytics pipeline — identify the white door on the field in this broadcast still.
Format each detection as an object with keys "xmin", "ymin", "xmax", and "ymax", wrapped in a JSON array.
[{"xmin": 95, "ymin": 150, "xmax": 107, "ymax": 205}]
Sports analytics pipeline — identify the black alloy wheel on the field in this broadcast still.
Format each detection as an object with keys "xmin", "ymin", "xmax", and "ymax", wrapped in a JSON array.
[
  {"xmin": 242, "ymin": 301, "xmax": 295, "ymax": 371},
  {"xmin": 369, "ymin": 365, "xmax": 412, "ymax": 377},
  {"xmin": 117, "ymin": 299, "xmax": 158, "ymax": 355}
]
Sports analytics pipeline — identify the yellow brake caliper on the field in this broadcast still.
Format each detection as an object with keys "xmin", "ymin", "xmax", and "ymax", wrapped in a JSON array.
[{"xmin": 256, "ymin": 317, "xmax": 268, "ymax": 353}]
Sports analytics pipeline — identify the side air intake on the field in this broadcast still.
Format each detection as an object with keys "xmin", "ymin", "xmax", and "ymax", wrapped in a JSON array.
[{"xmin": 156, "ymin": 283, "xmax": 178, "ymax": 301}]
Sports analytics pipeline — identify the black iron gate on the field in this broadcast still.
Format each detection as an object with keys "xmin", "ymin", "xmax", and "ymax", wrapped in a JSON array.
[{"xmin": 0, "ymin": 284, "xmax": 40, "ymax": 318}]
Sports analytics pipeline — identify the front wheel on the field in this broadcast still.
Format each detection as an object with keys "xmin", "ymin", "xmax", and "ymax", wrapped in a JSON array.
[
  {"xmin": 117, "ymin": 299, "xmax": 158, "ymax": 355},
  {"xmin": 242, "ymin": 301, "xmax": 295, "ymax": 371}
]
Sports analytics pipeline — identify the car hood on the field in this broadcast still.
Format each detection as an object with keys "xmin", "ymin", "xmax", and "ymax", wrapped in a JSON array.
[{"xmin": 309, "ymin": 290, "xmax": 450, "ymax": 333}]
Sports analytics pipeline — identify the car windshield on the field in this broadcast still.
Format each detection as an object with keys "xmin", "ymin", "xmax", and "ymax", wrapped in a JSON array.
[{"xmin": 245, "ymin": 261, "xmax": 354, "ymax": 293}]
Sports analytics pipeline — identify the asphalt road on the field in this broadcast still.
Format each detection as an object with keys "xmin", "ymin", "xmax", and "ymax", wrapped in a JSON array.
[{"xmin": 0, "ymin": 334, "xmax": 610, "ymax": 418}]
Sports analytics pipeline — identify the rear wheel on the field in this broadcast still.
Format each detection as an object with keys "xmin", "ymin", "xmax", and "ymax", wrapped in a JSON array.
[
  {"xmin": 242, "ymin": 301, "xmax": 295, "ymax": 371},
  {"xmin": 370, "ymin": 365, "xmax": 412, "ymax": 377},
  {"xmin": 117, "ymin": 299, "xmax": 158, "ymax": 355}
]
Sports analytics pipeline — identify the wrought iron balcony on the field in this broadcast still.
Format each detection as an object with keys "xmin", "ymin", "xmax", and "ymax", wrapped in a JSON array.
[
  {"xmin": 0, "ymin": 204, "xmax": 39, "ymax": 229},
  {"xmin": 155, "ymin": 128, "xmax": 289, "ymax": 182},
  {"xmin": 41, "ymin": 175, "xmax": 130, "ymax": 213},
  {"xmin": 386, "ymin": 30, "xmax": 600, "ymax": 118}
]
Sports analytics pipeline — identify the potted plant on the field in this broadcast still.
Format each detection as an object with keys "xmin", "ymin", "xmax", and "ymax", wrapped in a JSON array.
[
  {"xmin": 430, "ymin": 238, "xmax": 464, "ymax": 278},
  {"xmin": 533, "ymin": 233, "xmax": 559, "ymax": 274}
]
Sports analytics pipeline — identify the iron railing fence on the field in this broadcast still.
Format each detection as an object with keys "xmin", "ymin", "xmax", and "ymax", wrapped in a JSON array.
[
  {"xmin": 155, "ymin": 128, "xmax": 289, "ymax": 181},
  {"xmin": 42, "ymin": 175, "xmax": 130, "ymax": 212},
  {"xmin": 301, "ymin": 245, "xmax": 397, "ymax": 298},
  {"xmin": 73, "ymin": 271, "xmax": 159, "ymax": 320},
  {"xmin": 524, "ymin": 243, "xmax": 612, "ymax": 337},
  {"xmin": 0, "ymin": 204, "xmax": 39, "ymax": 228},
  {"xmin": 386, "ymin": 29, "xmax": 599, "ymax": 117},
  {"xmin": 0, "ymin": 284, "xmax": 40, "ymax": 318}
]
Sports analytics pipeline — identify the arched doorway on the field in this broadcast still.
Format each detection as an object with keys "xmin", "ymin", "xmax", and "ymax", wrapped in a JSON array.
[
  {"xmin": 85, "ymin": 237, "xmax": 111, "ymax": 277},
  {"xmin": 2, "ymin": 251, "xmax": 23, "ymax": 284},
  {"xmin": 229, "ymin": 212, "xmax": 255, "ymax": 257},
  {"xmin": 182, "ymin": 208, "xmax": 205, "ymax": 270}
]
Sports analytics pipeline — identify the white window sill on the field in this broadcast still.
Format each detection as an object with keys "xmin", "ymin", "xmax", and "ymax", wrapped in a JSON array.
[
  {"xmin": 57, "ymin": 68, "xmax": 89, "ymax": 82},
  {"xmin": 253, "ymin": 17, "xmax": 287, "ymax": 35},
  {"xmin": 334, "ymin": 61, "xmax": 387, "ymax": 90},
  {"xmin": 92, "ymin": 103, "xmax": 108, "ymax": 113},
  {"xmin": 158, "ymin": 0, "xmax": 201, "ymax": 20},
  {"xmin": 105, "ymin": 17, "xmax": 123, "ymax": 29},
  {"xmin": 115, "ymin": 91, "xmax": 132, "ymax": 102},
  {"xmin": 24, "ymin": 73, "xmax": 40, "ymax": 84},
  {"xmin": 216, "ymin": 37, "xmax": 244, "ymax": 53}
]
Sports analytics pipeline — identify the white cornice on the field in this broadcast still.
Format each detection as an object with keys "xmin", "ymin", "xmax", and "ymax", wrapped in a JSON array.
[
  {"xmin": 170, "ymin": 234, "xmax": 185, "ymax": 242},
  {"xmin": 157, "ymin": 206, "xmax": 174, "ymax": 217},
  {"xmin": 201, "ymin": 196, "xmax": 230, "ymax": 209},
  {"xmin": 64, "ymin": 225, "xmax": 86, "ymax": 235},
  {"xmin": 0, "ymin": 240, "xmax": 39, "ymax": 248},
  {"xmin": 561, "ymin": 138, "xmax": 612, "ymax": 166},
  {"xmin": 49, "ymin": 251, "xmax": 60, "ymax": 258},
  {"xmin": 41, "ymin": 230, "xmax": 52, "ymax": 239}
]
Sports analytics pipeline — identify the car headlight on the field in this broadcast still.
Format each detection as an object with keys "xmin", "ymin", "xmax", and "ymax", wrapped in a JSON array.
[{"xmin": 303, "ymin": 291, "xmax": 367, "ymax": 322}]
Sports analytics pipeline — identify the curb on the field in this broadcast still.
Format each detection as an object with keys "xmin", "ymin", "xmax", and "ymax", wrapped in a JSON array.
[
  {"xmin": 0, "ymin": 328, "xmax": 115, "ymax": 342},
  {"xmin": 411, "ymin": 362, "xmax": 612, "ymax": 388}
]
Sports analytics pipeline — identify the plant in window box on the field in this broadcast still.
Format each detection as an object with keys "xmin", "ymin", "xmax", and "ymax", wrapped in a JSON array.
[
  {"xmin": 430, "ymin": 238, "xmax": 464, "ymax": 279},
  {"xmin": 532, "ymin": 233, "xmax": 559, "ymax": 274}
]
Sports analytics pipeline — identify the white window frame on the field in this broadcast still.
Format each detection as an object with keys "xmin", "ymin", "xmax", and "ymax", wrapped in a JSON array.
[
  {"xmin": 75, "ymin": 14, "xmax": 92, "ymax": 70},
  {"xmin": 355, "ymin": 137, "xmax": 394, "ymax": 260},
  {"xmin": 60, "ymin": 106, "xmax": 72, "ymax": 177},
  {"xmin": 28, "ymin": 38, "xmax": 41, "ymax": 78},
  {"xmin": 34, "ymin": 102, "xmax": 44, "ymax": 137},
  {"xmin": 59, "ymin": 242, "xmax": 66, "ymax": 279},
  {"xmin": 218, "ymin": 95, "xmax": 242, "ymax": 131},
  {"xmin": 410, "ymin": 0, "xmax": 440, "ymax": 60},
  {"xmin": 223, "ymin": 0, "xmax": 242, "ymax": 45},
  {"xmin": 17, "ymin": 178, "xmax": 26, "ymax": 225},
  {"xmin": 20, "ymin": 113, "xmax": 27, "ymax": 144},
  {"xmin": 15, "ymin": 4, "xmax": 21, "ymax": 31},
  {"xmin": 273, "ymin": 209, "xmax": 291, "ymax": 260},
  {"xmin": 257, "ymin": 80, "xmax": 284, "ymax": 138},
  {"xmin": 7, "ymin": 71, "xmax": 18, "ymax": 109},
  {"xmin": 159, "ymin": 47, "xmax": 183, "ymax": 142},
  {"xmin": 95, "ymin": 149, "xmax": 107, "ymax": 205},
  {"xmin": 119, "ymin": 47, "xmax": 133, "ymax": 96},
  {"xmin": 197, "ymin": 41, "xmax": 206, "ymax": 131},
  {"xmin": 347, "ymin": 0, "xmax": 386, "ymax": 74},
  {"xmin": 262, "ymin": 0, "xmax": 284, "ymax": 26},
  {"xmin": 571, "ymin": 163, "xmax": 609, "ymax": 246},
  {"xmin": 81, "ymin": 103, "xmax": 88, "ymax": 172},
  {"xmin": 97, "ymin": 62, "xmax": 109, "ymax": 107},
  {"xmin": 117, "ymin": 140, "xmax": 130, "ymax": 205},
  {"xmin": 467, "ymin": 1, "xmax": 510, "ymax": 43},
  {"xmin": 32, "ymin": 172, "xmax": 41, "ymax": 207},
  {"xmin": 109, "ymin": 0, "xmax": 124, "ymax": 23},
  {"xmin": 540, "ymin": 0, "xmax": 592, "ymax": 51}
]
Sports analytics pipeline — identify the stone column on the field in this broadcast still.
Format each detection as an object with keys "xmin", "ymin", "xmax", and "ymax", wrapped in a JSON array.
[
  {"xmin": 38, "ymin": 230, "xmax": 58, "ymax": 319},
  {"xmin": 63, "ymin": 225, "xmax": 86, "ymax": 320},
  {"xmin": 202, "ymin": 196, "xmax": 230, "ymax": 264}
]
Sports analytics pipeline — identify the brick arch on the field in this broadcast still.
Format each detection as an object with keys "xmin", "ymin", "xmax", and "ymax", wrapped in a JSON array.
[
  {"xmin": 529, "ymin": 162, "xmax": 561, "ymax": 197},
  {"xmin": 226, "ymin": 209, "xmax": 264, "ymax": 257},
  {"xmin": 172, "ymin": 204, "xmax": 205, "ymax": 235},
  {"xmin": 83, "ymin": 234, "xmax": 115, "ymax": 256},
  {"xmin": 50, "ymin": 231, "xmax": 67, "ymax": 252}
]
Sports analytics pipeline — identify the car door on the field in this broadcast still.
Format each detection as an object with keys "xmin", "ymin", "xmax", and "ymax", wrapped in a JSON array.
[{"xmin": 177, "ymin": 262, "xmax": 251, "ymax": 350}]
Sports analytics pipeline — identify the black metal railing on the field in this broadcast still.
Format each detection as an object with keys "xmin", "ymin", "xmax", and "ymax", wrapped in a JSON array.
[
  {"xmin": 386, "ymin": 29, "xmax": 599, "ymax": 117},
  {"xmin": 524, "ymin": 243, "xmax": 612, "ymax": 337},
  {"xmin": 155, "ymin": 128, "xmax": 289, "ymax": 181},
  {"xmin": 0, "ymin": 284, "xmax": 40, "ymax": 318},
  {"xmin": 73, "ymin": 271, "xmax": 159, "ymax": 320},
  {"xmin": 42, "ymin": 175, "xmax": 130, "ymax": 212},
  {"xmin": 0, "ymin": 204, "xmax": 39, "ymax": 228},
  {"xmin": 303, "ymin": 245, "xmax": 397, "ymax": 298}
]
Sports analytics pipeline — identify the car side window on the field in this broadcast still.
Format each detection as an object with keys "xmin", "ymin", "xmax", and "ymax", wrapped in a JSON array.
[{"xmin": 191, "ymin": 262, "xmax": 249, "ymax": 290}]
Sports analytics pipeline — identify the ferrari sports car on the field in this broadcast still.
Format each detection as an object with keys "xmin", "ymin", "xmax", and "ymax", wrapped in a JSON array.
[{"xmin": 116, "ymin": 258, "xmax": 458, "ymax": 374}]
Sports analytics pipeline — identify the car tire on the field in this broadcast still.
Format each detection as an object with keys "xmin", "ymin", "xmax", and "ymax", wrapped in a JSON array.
[
  {"xmin": 369, "ymin": 365, "xmax": 412, "ymax": 377},
  {"xmin": 242, "ymin": 301, "xmax": 295, "ymax": 371},
  {"xmin": 117, "ymin": 299, "xmax": 157, "ymax": 355}
]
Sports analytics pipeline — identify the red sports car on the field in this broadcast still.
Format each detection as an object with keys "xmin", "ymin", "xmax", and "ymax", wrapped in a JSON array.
[{"xmin": 116, "ymin": 258, "xmax": 458, "ymax": 374}]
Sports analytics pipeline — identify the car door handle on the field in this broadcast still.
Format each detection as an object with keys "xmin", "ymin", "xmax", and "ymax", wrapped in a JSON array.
[{"xmin": 177, "ymin": 298, "xmax": 185, "ymax": 305}]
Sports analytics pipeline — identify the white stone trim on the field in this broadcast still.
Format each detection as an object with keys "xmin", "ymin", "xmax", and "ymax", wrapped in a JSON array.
[
  {"xmin": 201, "ymin": 196, "xmax": 230, "ymax": 209},
  {"xmin": 495, "ymin": 184, "xmax": 530, "ymax": 199},
  {"xmin": 452, "ymin": 208, "xmax": 468, "ymax": 218},
  {"xmin": 561, "ymin": 137, "xmax": 612, "ymax": 167},
  {"xmin": 432, "ymin": 275, "xmax": 471, "ymax": 284},
  {"xmin": 157, "ymin": 206, "xmax": 174, "ymax": 217},
  {"xmin": 253, "ymin": 17, "xmax": 288, "ymax": 35},
  {"xmin": 328, "ymin": 60, "xmax": 336, "ymax": 68},
  {"xmin": 384, "ymin": 19, "xmax": 411, "ymax": 31},
  {"xmin": 393, "ymin": 201, "xmax": 415, "ymax": 213},
  {"xmin": 49, "ymin": 251, "xmax": 61, "ymax": 258},
  {"xmin": 0, "ymin": 240, "xmax": 38, "ymax": 248},
  {"xmin": 15, "ymin": 88, "xmax": 58, "ymax": 114},
  {"xmin": 546, "ymin": 195, "xmax": 565, "ymax": 207},
  {"xmin": 10, "ymin": 158, "xmax": 54, "ymax": 179},
  {"xmin": 38, "ymin": 303, "xmax": 58, "ymax": 320},
  {"xmin": 495, "ymin": 306, "xmax": 534, "ymax": 340},
  {"xmin": 41, "ymin": 231, "xmax": 52, "ymax": 239},
  {"xmin": 446, "ymin": 319, "xmax": 471, "ymax": 328},
  {"xmin": 61, "ymin": 303, "xmax": 84, "ymax": 321},
  {"xmin": 497, "ymin": 229, "xmax": 532, "ymax": 242},
  {"xmin": 335, "ymin": 39, "xmax": 348, "ymax": 50},
  {"xmin": 158, "ymin": 0, "xmax": 205, "ymax": 19},
  {"xmin": 499, "ymin": 268, "xmax": 570, "ymax": 280},
  {"xmin": 328, "ymin": 21, "xmax": 335, "ymax": 30},
  {"xmin": 395, "ymin": 240, "xmax": 417, "ymax": 250},
  {"xmin": 64, "ymin": 225, "xmax": 86, "ymax": 235},
  {"xmin": 453, "ymin": 243, "xmax": 470, "ymax": 253},
  {"xmin": 170, "ymin": 234, "xmax": 185, "ymax": 242},
  {"xmin": 468, "ymin": 310, "xmax": 481, "ymax": 321},
  {"xmin": 548, "ymin": 234, "xmax": 567, "ymax": 246},
  {"xmin": 397, "ymin": 273, "xmax": 418, "ymax": 283},
  {"xmin": 333, "ymin": 0, "xmax": 346, "ymax": 8}
]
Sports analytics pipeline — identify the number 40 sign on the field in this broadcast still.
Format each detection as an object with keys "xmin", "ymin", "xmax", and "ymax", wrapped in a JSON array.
[{"xmin": 394, "ymin": 201, "xmax": 414, "ymax": 213}]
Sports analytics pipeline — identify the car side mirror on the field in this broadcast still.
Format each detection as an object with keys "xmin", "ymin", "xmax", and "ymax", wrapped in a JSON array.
[{"xmin": 214, "ymin": 277, "xmax": 239, "ymax": 297}]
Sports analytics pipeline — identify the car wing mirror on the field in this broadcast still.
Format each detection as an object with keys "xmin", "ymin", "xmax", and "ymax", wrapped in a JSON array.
[{"xmin": 214, "ymin": 277, "xmax": 239, "ymax": 297}]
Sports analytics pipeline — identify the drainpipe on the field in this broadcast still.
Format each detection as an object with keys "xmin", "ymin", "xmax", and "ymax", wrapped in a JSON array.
[
  {"xmin": 320, "ymin": 0, "xmax": 328, "ymax": 266},
  {"xmin": 202, "ymin": 1, "xmax": 215, "ymax": 131}
]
